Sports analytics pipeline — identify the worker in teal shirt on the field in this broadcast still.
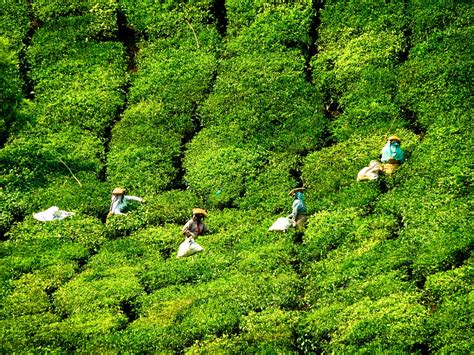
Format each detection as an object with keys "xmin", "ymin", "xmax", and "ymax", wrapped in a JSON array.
[
  {"xmin": 288, "ymin": 187, "xmax": 307, "ymax": 230},
  {"xmin": 381, "ymin": 135, "xmax": 404, "ymax": 175}
]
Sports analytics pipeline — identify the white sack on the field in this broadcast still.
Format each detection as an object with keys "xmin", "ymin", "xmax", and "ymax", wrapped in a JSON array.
[
  {"xmin": 33, "ymin": 206, "xmax": 75, "ymax": 222},
  {"xmin": 177, "ymin": 239, "xmax": 204, "ymax": 258},
  {"xmin": 357, "ymin": 160, "xmax": 382, "ymax": 181},
  {"xmin": 269, "ymin": 217, "xmax": 292, "ymax": 232}
]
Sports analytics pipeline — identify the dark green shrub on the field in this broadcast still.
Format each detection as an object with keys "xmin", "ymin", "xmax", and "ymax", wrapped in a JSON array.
[
  {"xmin": 0, "ymin": 189, "xmax": 27, "ymax": 237},
  {"xmin": 0, "ymin": 37, "xmax": 23, "ymax": 144},
  {"xmin": 0, "ymin": 0, "xmax": 29, "ymax": 48},
  {"xmin": 408, "ymin": 0, "xmax": 472, "ymax": 44}
]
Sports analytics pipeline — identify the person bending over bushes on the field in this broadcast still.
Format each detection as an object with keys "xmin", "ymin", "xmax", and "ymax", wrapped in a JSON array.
[
  {"xmin": 182, "ymin": 208, "xmax": 210, "ymax": 240},
  {"xmin": 357, "ymin": 135, "xmax": 405, "ymax": 181},
  {"xmin": 288, "ymin": 187, "xmax": 308, "ymax": 230},
  {"xmin": 108, "ymin": 187, "xmax": 143, "ymax": 216},
  {"xmin": 380, "ymin": 135, "xmax": 404, "ymax": 175}
]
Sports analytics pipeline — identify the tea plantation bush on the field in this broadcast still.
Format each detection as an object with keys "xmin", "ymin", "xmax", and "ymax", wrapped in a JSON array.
[
  {"xmin": 0, "ymin": 37, "xmax": 24, "ymax": 144},
  {"xmin": 0, "ymin": 0, "xmax": 29, "ymax": 49},
  {"xmin": 32, "ymin": 0, "xmax": 118, "ymax": 37},
  {"xmin": 0, "ymin": 0, "xmax": 472, "ymax": 352}
]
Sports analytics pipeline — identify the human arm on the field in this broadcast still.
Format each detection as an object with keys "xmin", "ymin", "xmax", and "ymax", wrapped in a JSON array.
[
  {"xmin": 124, "ymin": 195, "xmax": 143, "ymax": 202},
  {"xmin": 288, "ymin": 200, "xmax": 299, "ymax": 220},
  {"xmin": 182, "ymin": 220, "xmax": 196, "ymax": 238}
]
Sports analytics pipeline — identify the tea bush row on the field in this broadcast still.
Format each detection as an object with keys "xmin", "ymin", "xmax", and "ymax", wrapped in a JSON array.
[
  {"xmin": 184, "ymin": 4, "xmax": 325, "ymax": 211},
  {"xmin": 312, "ymin": 0, "xmax": 410, "ymax": 141},
  {"xmin": 107, "ymin": 39, "xmax": 218, "ymax": 194}
]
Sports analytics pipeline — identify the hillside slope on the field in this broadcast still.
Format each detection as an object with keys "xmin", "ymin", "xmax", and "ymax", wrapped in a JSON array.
[{"xmin": 1, "ymin": 0, "xmax": 472, "ymax": 352}]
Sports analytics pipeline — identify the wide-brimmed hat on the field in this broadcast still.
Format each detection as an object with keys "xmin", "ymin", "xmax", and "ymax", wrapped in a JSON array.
[
  {"xmin": 289, "ymin": 187, "xmax": 305, "ymax": 196},
  {"xmin": 192, "ymin": 208, "xmax": 208, "ymax": 216},
  {"xmin": 112, "ymin": 187, "xmax": 127, "ymax": 195},
  {"xmin": 387, "ymin": 135, "xmax": 401, "ymax": 143}
]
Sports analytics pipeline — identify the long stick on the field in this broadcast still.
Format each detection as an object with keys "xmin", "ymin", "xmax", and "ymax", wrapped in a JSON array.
[
  {"xmin": 185, "ymin": 18, "xmax": 200, "ymax": 49},
  {"xmin": 59, "ymin": 158, "xmax": 83, "ymax": 187}
]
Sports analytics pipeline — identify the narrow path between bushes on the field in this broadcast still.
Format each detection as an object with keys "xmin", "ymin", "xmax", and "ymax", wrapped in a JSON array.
[{"xmin": 18, "ymin": 0, "xmax": 41, "ymax": 101}]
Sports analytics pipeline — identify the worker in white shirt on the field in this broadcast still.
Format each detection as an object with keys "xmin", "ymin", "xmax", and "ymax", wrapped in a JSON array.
[{"xmin": 108, "ymin": 187, "xmax": 143, "ymax": 215}]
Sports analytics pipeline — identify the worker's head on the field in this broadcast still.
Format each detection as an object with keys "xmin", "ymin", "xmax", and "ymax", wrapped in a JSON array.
[
  {"xmin": 387, "ymin": 135, "xmax": 401, "ymax": 144},
  {"xmin": 289, "ymin": 187, "xmax": 305, "ymax": 198},
  {"xmin": 192, "ymin": 208, "xmax": 208, "ymax": 221},
  {"xmin": 112, "ymin": 187, "xmax": 127, "ymax": 196}
]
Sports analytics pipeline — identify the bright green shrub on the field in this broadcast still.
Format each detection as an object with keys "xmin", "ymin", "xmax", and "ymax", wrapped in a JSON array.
[
  {"xmin": 54, "ymin": 263, "xmax": 143, "ymax": 318},
  {"xmin": 119, "ymin": 0, "xmax": 215, "ymax": 39},
  {"xmin": 130, "ymin": 224, "xmax": 181, "ymax": 260},
  {"xmin": 139, "ymin": 190, "xmax": 203, "ymax": 226},
  {"xmin": 129, "ymin": 42, "xmax": 217, "ymax": 111},
  {"xmin": 0, "ymin": 236, "xmax": 88, "ymax": 281},
  {"xmin": 237, "ymin": 152, "xmax": 299, "ymax": 213},
  {"xmin": 227, "ymin": 4, "xmax": 312, "ymax": 55},
  {"xmin": 313, "ymin": 31, "xmax": 407, "ymax": 140},
  {"xmin": 296, "ymin": 303, "xmax": 345, "ymax": 353},
  {"xmin": 329, "ymin": 293, "xmax": 428, "ymax": 352},
  {"xmin": 120, "ymin": 272, "xmax": 301, "ymax": 351},
  {"xmin": 27, "ymin": 16, "xmax": 124, "ymax": 69},
  {"xmin": 106, "ymin": 212, "xmax": 148, "ymax": 238},
  {"xmin": 0, "ymin": 313, "xmax": 62, "ymax": 352},
  {"xmin": 29, "ymin": 177, "xmax": 110, "ymax": 218},
  {"xmin": 32, "ymin": 0, "xmax": 118, "ymax": 36},
  {"xmin": 184, "ymin": 142, "xmax": 263, "ymax": 208},
  {"xmin": 0, "ymin": 129, "xmax": 103, "ymax": 190},
  {"xmin": 297, "ymin": 292, "xmax": 428, "ymax": 352},
  {"xmin": 187, "ymin": 308, "xmax": 298, "ymax": 353},
  {"xmin": 199, "ymin": 51, "xmax": 325, "ymax": 152},
  {"xmin": 42, "ymin": 310, "xmax": 129, "ymax": 352},
  {"xmin": 7, "ymin": 215, "xmax": 107, "ymax": 251},
  {"xmin": 225, "ymin": 0, "xmax": 260, "ymax": 37},
  {"xmin": 107, "ymin": 144, "xmax": 179, "ymax": 195},
  {"xmin": 318, "ymin": 0, "xmax": 406, "ymax": 46},
  {"xmin": 397, "ymin": 26, "xmax": 472, "ymax": 129}
]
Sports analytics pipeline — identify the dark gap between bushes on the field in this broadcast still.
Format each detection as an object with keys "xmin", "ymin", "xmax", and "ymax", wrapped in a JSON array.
[
  {"xmin": 213, "ymin": 0, "xmax": 227, "ymax": 37},
  {"xmin": 19, "ymin": 0, "xmax": 42, "ymax": 101},
  {"xmin": 304, "ymin": 0, "xmax": 323, "ymax": 82}
]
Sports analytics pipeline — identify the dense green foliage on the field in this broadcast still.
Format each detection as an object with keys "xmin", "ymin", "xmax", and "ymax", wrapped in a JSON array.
[{"xmin": 0, "ymin": 0, "xmax": 472, "ymax": 352}]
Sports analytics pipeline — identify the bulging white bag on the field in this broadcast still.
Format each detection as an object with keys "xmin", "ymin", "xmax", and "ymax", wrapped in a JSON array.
[
  {"xmin": 177, "ymin": 239, "xmax": 204, "ymax": 258},
  {"xmin": 269, "ymin": 217, "xmax": 292, "ymax": 232},
  {"xmin": 33, "ymin": 206, "xmax": 75, "ymax": 222}
]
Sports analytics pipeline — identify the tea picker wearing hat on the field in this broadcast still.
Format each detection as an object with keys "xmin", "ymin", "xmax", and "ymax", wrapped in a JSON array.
[
  {"xmin": 109, "ymin": 187, "xmax": 143, "ymax": 215},
  {"xmin": 381, "ymin": 135, "xmax": 405, "ymax": 175},
  {"xmin": 182, "ymin": 208, "xmax": 210, "ymax": 239},
  {"xmin": 288, "ymin": 187, "xmax": 307, "ymax": 230}
]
